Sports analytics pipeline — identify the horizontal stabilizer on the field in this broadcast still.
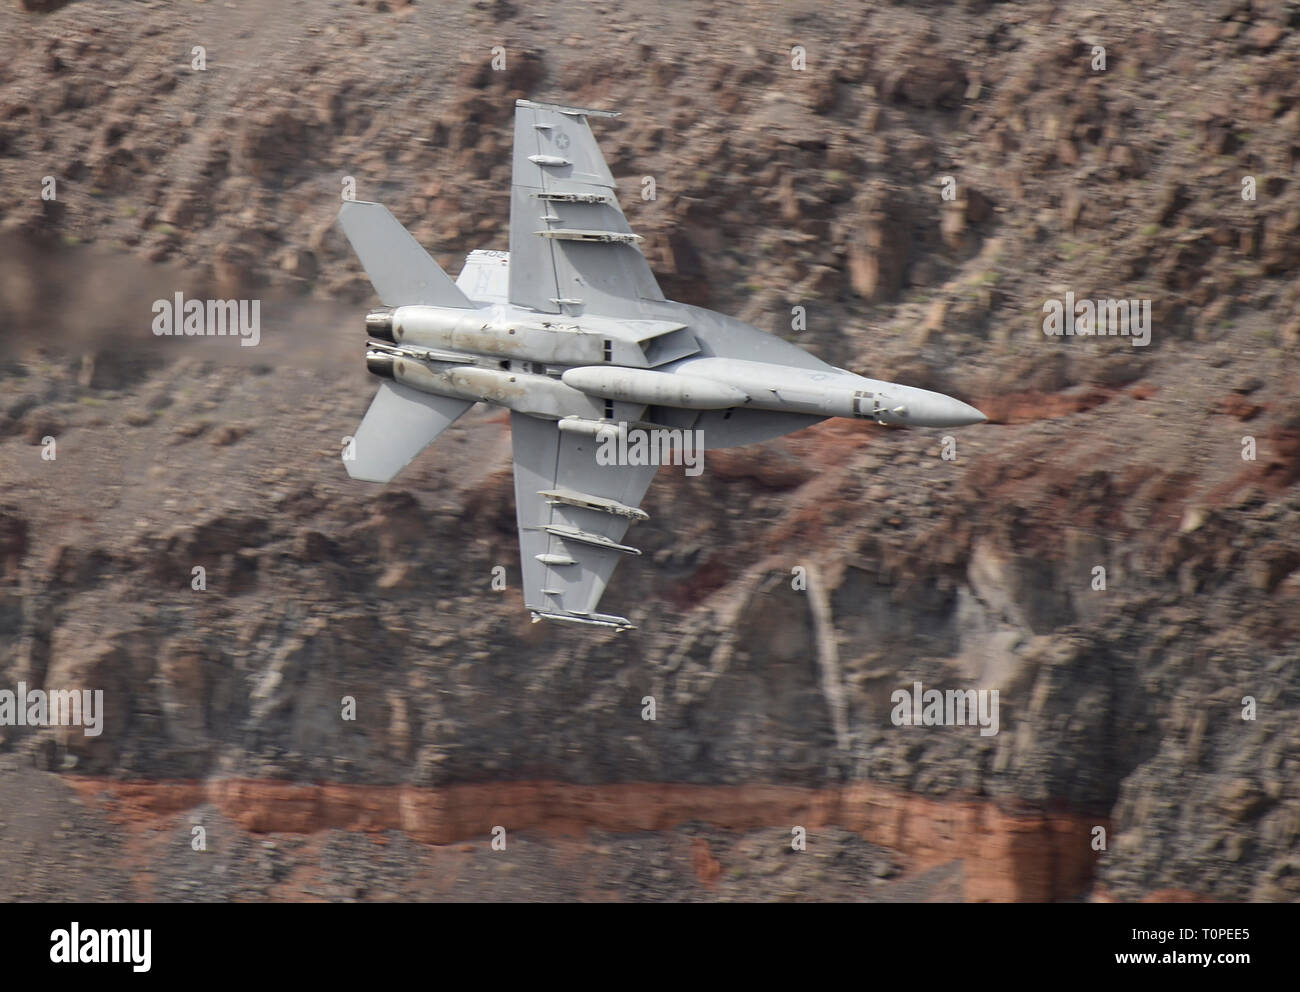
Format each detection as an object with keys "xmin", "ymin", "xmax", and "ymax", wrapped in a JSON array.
[
  {"xmin": 338, "ymin": 200, "xmax": 473, "ymax": 308},
  {"xmin": 345, "ymin": 380, "xmax": 472, "ymax": 483}
]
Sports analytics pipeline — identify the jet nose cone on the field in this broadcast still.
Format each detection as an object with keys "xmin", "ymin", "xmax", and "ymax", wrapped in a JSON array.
[
  {"xmin": 892, "ymin": 387, "xmax": 987, "ymax": 427},
  {"xmin": 947, "ymin": 399, "xmax": 987, "ymax": 427}
]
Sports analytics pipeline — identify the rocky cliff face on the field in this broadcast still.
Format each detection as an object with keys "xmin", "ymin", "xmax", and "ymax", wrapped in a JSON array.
[{"xmin": 0, "ymin": 0, "xmax": 1297, "ymax": 901}]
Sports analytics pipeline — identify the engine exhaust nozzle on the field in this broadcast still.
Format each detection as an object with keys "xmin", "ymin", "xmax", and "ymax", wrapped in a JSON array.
[
  {"xmin": 365, "ymin": 307, "xmax": 396, "ymax": 342},
  {"xmin": 365, "ymin": 350, "xmax": 396, "ymax": 379}
]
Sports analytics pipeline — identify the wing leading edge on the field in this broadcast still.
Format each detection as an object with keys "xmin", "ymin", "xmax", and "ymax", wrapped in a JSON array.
[{"xmin": 510, "ymin": 412, "xmax": 658, "ymax": 630}]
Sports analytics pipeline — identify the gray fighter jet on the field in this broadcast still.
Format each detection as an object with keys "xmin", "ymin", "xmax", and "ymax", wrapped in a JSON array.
[{"xmin": 338, "ymin": 99, "xmax": 985, "ymax": 630}]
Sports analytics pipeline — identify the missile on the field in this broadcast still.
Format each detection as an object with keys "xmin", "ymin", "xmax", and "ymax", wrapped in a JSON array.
[
  {"xmin": 556, "ymin": 417, "xmax": 621, "ymax": 442},
  {"xmin": 561, "ymin": 366, "xmax": 748, "ymax": 410}
]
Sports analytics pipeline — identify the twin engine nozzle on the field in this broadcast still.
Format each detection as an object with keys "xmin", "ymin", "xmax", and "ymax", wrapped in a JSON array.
[{"xmin": 363, "ymin": 309, "xmax": 397, "ymax": 378}]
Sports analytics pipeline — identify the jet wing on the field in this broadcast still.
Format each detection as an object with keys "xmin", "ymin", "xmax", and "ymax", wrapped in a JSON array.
[
  {"xmin": 509, "ymin": 99, "xmax": 666, "ymax": 318},
  {"xmin": 510, "ymin": 412, "xmax": 657, "ymax": 630}
]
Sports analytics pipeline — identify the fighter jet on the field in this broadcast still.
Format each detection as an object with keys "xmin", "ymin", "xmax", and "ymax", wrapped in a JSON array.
[{"xmin": 337, "ymin": 99, "xmax": 985, "ymax": 631}]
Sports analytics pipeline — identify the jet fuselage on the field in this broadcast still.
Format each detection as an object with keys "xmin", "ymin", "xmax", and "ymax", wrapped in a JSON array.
[{"xmin": 362, "ymin": 299, "xmax": 986, "ymax": 431}]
